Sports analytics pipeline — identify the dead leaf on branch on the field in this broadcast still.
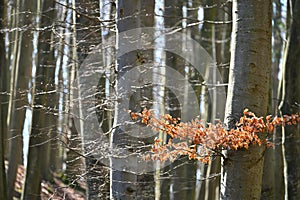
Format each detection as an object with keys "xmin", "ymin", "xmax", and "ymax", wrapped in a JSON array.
[{"xmin": 129, "ymin": 108, "xmax": 300, "ymax": 163}]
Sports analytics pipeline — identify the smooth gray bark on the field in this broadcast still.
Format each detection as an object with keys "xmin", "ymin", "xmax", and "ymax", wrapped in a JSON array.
[
  {"xmin": 221, "ymin": 0, "xmax": 272, "ymax": 199},
  {"xmin": 111, "ymin": 0, "xmax": 155, "ymax": 199}
]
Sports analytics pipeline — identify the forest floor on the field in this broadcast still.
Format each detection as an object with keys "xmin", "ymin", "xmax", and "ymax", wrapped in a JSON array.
[{"xmin": 5, "ymin": 161, "xmax": 86, "ymax": 200}]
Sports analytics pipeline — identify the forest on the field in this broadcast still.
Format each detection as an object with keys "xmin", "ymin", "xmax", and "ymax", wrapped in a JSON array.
[{"xmin": 0, "ymin": 0, "xmax": 300, "ymax": 199}]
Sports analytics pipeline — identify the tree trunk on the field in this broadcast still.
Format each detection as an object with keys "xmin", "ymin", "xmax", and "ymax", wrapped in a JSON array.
[
  {"xmin": 64, "ymin": 0, "xmax": 85, "ymax": 184},
  {"xmin": 272, "ymin": 1, "xmax": 285, "ymax": 199},
  {"xmin": 162, "ymin": 1, "xmax": 192, "ymax": 199},
  {"xmin": 22, "ymin": 1, "xmax": 56, "ymax": 199},
  {"xmin": 261, "ymin": 0, "xmax": 284, "ymax": 198},
  {"xmin": 7, "ymin": 0, "xmax": 36, "ymax": 198},
  {"xmin": 221, "ymin": 0, "xmax": 272, "ymax": 199},
  {"xmin": 1, "ymin": 0, "xmax": 9, "ymax": 161},
  {"xmin": 278, "ymin": 0, "xmax": 300, "ymax": 198},
  {"xmin": 197, "ymin": 1, "xmax": 231, "ymax": 199},
  {"xmin": 0, "ymin": 0, "xmax": 8, "ymax": 198},
  {"xmin": 111, "ymin": 0, "xmax": 155, "ymax": 199},
  {"xmin": 73, "ymin": 0, "xmax": 107, "ymax": 198}
]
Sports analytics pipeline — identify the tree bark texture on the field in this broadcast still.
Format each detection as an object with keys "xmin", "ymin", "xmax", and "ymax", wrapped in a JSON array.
[
  {"xmin": 111, "ymin": 0, "xmax": 155, "ymax": 199},
  {"xmin": 221, "ymin": 0, "xmax": 272, "ymax": 199}
]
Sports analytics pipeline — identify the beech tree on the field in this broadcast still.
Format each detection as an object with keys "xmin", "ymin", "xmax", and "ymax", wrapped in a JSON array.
[
  {"xmin": 129, "ymin": 1, "xmax": 273, "ymax": 200},
  {"xmin": 22, "ymin": 0, "xmax": 56, "ymax": 198},
  {"xmin": 74, "ymin": 0, "xmax": 106, "ymax": 198},
  {"xmin": 110, "ymin": 0, "xmax": 155, "ymax": 199},
  {"xmin": 198, "ymin": 1, "xmax": 231, "ymax": 199},
  {"xmin": 279, "ymin": 0, "xmax": 300, "ymax": 198},
  {"xmin": 220, "ymin": 0, "xmax": 272, "ymax": 199},
  {"xmin": 7, "ymin": 0, "xmax": 35, "ymax": 198},
  {"xmin": 0, "ymin": 0, "xmax": 7, "ymax": 199},
  {"xmin": 1, "ymin": 1, "xmax": 300, "ymax": 199}
]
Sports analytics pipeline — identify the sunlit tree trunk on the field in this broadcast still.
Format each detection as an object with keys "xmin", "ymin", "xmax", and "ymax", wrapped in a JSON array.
[
  {"xmin": 221, "ymin": 0, "xmax": 272, "ymax": 199},
  {"xmin": 1, "ymin": 0, "xmax": 9, "ymax": 160},
  {"xmin": 22, "ymin": 0, "xmax": 56, "ymax": 199},
  {"xmin": 197, "ymin": 1, "xmax": 231, "ymax": 199},
  {"xmin": 203, "ymin": 1, "xmax": 230, "ymax": 200},
  {"xmin": 5, "ymin": 0, "xmax": 18, "ymax": 162},
  {"xmin": 111, "ymin": 0, "xmax": 155, "ymax": 199},
  {"xmin": 49, "ymin": 0, "xmax": 69, "ymax": 174},
  {"xmin": 161, "ymin": 1, "xmax": 191, "ymax": 199},
  {"xmin": 73, "ymin": 0, "xmax": 105, "ymax": 198},
  {"xmin": 185, "ymin": 2, "xmax": 209, "ymax": 200},
  {"xmin": 96, "ymin": 0, "xmax": 116, "ymax": 197},
  {"xmin": 7, "ymin": 0, "xmax": 35, "ymax": 198},
  {"xmin": 198, "ymin": 2, "xmax": 217, "ymax": 199},
  {"xmin": 64, "ymin": 0, "xmax": 85, "ymax": 184},
  {"xmin": 261, "ymin": 0, "xmax": 284, "ymax": 198},
  {"xmin": 278, "ymin": 0, "xmax": 300, "ymax": 198},
  {"xmin": 0, "ymin": 0, "xmax": 8, "ymax": 199},
  {"xmin": 271, "ymin": 0, "xmax": 285, "ymax": 198}
]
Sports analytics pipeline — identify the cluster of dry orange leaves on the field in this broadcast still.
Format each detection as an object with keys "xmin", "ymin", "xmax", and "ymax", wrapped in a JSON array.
[{"xmin": 129, "ymin": 109, "xmax": 300, "ymax": 163}]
